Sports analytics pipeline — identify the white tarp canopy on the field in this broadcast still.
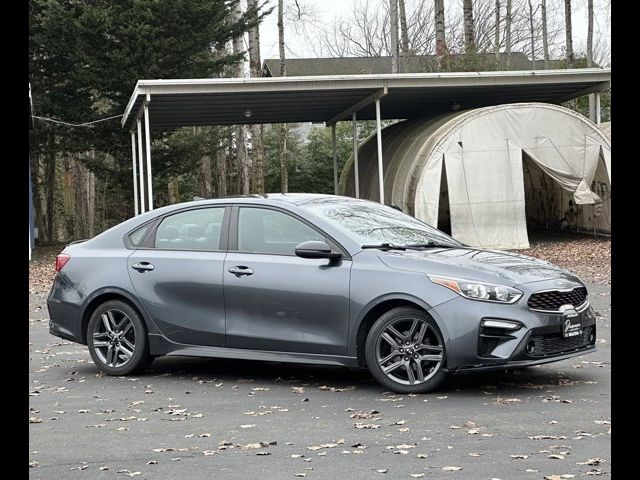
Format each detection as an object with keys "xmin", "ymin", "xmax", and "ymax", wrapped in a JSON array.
[
  {"xmin": 600, "ymin": 121, "xmax": 611, "ymax": 140},
  {"xmin": 339, "ymin": 103, "xmax": 611, "ymax": 249}
]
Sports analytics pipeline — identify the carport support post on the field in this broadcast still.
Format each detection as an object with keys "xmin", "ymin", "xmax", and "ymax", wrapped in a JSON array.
[
  {"xmin": 144, "ymin": 98, "xmax": 154, "ymax": 210},
  {"xmin": 352, "ymin": 112, "xmax": 360, "ymax": 198},
  {"xmin": 596, "ymin": 92, "xmax": 601, "ymax": 125},
  {"xmin": 375, "ymin": 98, "xmax": 384, "ymax": 204},
  {"xmin": 130, "ymin": 130, "xmax": 139, "ymax": 216},
  {"xmin": 136, "ymin": 118, "xmax": 146, "ymax": 213},
  {"xmin": 332, "ymin": 123, "xmax": 338, "ymax": 194}
]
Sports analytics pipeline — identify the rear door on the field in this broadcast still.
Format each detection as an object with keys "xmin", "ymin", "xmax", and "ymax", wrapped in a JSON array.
[
  {"xmin": 127, "ymin": 205, "xmax": 229, "ymax": 346},
  {"xmin": 224, "ymin": 205, "xmax": 351, "ymax": 355}
]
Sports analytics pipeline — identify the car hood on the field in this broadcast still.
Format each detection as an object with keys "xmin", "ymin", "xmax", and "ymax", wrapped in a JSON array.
[{"xmin": 375, "ymin": 247, "xmax": 582, "ymax": 287}]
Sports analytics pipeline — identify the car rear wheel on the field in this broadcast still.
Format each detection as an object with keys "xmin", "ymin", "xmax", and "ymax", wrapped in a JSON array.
[
  {"xmin": 365, "ymin": 306, "xmax": 446, "ymax": 394},
  {"xmin": 87, "ymin": 300, "xmax": 152, "ymax": 375}
]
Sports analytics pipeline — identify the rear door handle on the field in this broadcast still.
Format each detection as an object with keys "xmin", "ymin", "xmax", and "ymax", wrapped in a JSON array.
[
  {"xmin": 228, "ymin": 266, "xmax": 254, "ymax": 277},
  {"xmin": 132, "ymin": 262, "xmax": 154, "ymax": 272}
]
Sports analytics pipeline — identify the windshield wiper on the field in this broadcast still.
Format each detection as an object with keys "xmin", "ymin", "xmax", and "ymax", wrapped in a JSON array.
[
  {"xmin": 404, "ymin": 242, "xmax": 459, "ymax": 249},
  {"xmin": 361, "ymin": 243, "xmax": 408, "ymax": 251}
]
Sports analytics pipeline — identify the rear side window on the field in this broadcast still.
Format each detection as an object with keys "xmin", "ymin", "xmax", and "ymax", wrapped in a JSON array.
[
  {"xmin": 154, "ymin": 207, "xmax": 225, "ymax": 251},
  {"xmin": 127, "ymin": 224, "xmax": 150, "ymax": 247}
]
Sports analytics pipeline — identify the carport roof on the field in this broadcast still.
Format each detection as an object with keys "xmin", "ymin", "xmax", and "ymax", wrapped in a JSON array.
[{"xmin": 122, "ymin": 68, "xmax": 611, "ymax": 130}]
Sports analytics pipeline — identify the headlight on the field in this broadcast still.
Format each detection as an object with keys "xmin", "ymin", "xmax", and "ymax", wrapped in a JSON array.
[{"xmin": 428, "ymin": 275, "xmax": 523, "ymax": 304}]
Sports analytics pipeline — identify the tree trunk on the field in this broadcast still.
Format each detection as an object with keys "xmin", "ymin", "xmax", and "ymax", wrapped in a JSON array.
[
  {"xmin": 434, "ymin": 0, "xmax": 447, "ymax": 60},
  {"xmin": 198, "ymin": 154, "xmax": 212, "ymax": 198},
  {"xmin": 46, "ymin": 149, "xmax": 56, "ymax": 243},
  {"xmin": 494, "ymin": 0, "xmax": 501, "ymax": 68},
  {"xmin": 87, "ymin": 166, "xmax": 95, "ymax": 237},
  {"xmin": 278, "ymin": 0, "xmax": 288, "ymax": 193},
  {"xmin": 463, "ymin": 0, "xmax": 475, "ymax": 53},
  {"xmin": 505, "ymin": 0, "xmax": 512, "ymax": 68},
  {"xmin": 540, "ymin": 0, "xmax": 550, "ymax": 68},
  {"xmin": 587, "ymin": 0, "xmax": 595, "ymax": 120},
  {"xmin": 217, "ymin": 144, "xmax": 227, "ymax": 197},
  {"xmin": 564, "ymin": 0, "xmax": 574, "ymax": 67},
  {"xmin": 398, "ymin": 0, "xmax": 410, "ymax": 72},
  {"xmin": 587, "ymin": 0, "xmax": 593, "ymax": 66},
  {"xmin": 389, "ymin": 0, "xmax": 399, "ymax": 73},
  {"xmin": 279, "ymin": 125, "xmax": 288, "ymax": 193},
  {"xmin": 167, "ymin": 176, "xmax": 180, "ymax": 204},
  {"xmin": 278, "ymin": 0, "xmax": 286, "ymax": 76},
  {"xmin": 247, "ymin": 0, "xmax": 265, "ymax": 193},
  {"xmin": 528, "ymin": 0, "xmax": 536, "ymax": 70},
  {"xmin": 231, "ymin": 2, "xmax": 249, "ymax": 194}
]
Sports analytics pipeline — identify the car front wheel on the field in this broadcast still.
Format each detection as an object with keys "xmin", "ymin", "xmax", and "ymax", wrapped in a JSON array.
[
  {"xmin": 87, "ymin": 300, "xmax": 152, "ymax": 375},
  {"xmin": 365, "ymin": 306, "xmax": 446, "ymax": 394}
]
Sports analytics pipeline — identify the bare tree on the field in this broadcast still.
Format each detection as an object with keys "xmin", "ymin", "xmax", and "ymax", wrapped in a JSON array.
[
  {"xmin": 528, "ymin": 0, "xmax": 538, "ymax": 69},
  {"xmin": 564, "ymin": 0, "xmax": 574, "ymax": 66},
  {"xmin": 463, "ymin": 0, "xmax": 475, "ymax": 53},
  {"xmin": 247, "ymin": 0, "xmax": 265, "ymax": 194},
  {"xmin": 505, "ymin": 0, "xmax": 512, "ymax": 67},
  {"xmin": 541, "ymin": 0, "xmax": 550, "ymax": 68},
  {"xmin": 398, "ymin": 0, "xmax": 410, "ymax": 71},
  {"xmin": 494, "ymin": 0, "xmax": 501, "ymax": 67},
  {"xmin": 434, "ymin": 0, "xmax": 447, "ymax": 59},
  {"xmin": 389, "ymin": 0, "xmax": 399, "ymax": 72},
  {"xmin": 278, "ymin": 0, "xmax": 288, "ymax": 193}
]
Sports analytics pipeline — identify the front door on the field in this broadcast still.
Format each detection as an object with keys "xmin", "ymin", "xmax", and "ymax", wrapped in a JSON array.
[
  {"xmin": 224, "ymin": 206, "xmax": 351, "ymax": 355},
  {"xmin": 127, "ymin": 206, "xmax": 228, "ymax": 346}
]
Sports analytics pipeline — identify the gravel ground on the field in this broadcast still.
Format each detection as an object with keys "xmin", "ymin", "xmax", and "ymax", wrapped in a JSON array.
[{"xmin": 28, "ymin": 236, "xmax": 611, "ymax": 480}]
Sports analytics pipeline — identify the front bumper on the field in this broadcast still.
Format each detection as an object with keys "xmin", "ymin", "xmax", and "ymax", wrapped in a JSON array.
[{"xmin": 429, "ymin": 288, "xmax": 597, "ymax": 372}]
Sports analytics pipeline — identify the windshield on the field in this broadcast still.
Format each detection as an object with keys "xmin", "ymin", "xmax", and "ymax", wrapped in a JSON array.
[{"xmin": 301, "ymin": 198, "xmax": 461, "ymax": 248}]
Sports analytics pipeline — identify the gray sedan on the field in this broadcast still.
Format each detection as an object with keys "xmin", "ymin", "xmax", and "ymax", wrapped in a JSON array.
[{"xmin": 47, "ymin": 194, "xmax": 596, "ymax": 393}]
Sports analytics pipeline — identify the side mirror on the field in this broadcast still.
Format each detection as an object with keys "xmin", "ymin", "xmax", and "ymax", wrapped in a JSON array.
[{"xmin": 294, "ymin": 241, "xmax": 342, "ymax": 260}]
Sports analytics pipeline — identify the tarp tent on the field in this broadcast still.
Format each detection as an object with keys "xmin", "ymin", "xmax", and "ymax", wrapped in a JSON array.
[
  {"xmin": 339, "ymin": 103, "xmax": 611, "ymax": 249},
  {"xmin": 600, "ymin": 121, "xmax": 611, "ymax": 140}
]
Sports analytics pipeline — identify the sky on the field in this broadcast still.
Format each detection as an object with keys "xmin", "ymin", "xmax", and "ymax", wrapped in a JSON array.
[{"xmin": 256, "ymin": 0, "xmax": 610, "ymax": 63}]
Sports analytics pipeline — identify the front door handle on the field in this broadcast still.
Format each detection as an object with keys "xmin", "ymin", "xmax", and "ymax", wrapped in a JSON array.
[
  {"xmin": 228, "ymin": 266, "xmax": 254, "ymax": 277},
  {"xmin": 132, "ymin": 262, "xmax": 154, "ymax": 272}
]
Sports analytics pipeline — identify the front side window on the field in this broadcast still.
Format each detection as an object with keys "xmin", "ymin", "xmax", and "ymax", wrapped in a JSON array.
[
  {"xmin": 154, "ymin": 207, "xmax": 225, "ymax": 251},
  {"xmin": 237, "ymin": 207, "xmax": 324, "ymax": 255}
]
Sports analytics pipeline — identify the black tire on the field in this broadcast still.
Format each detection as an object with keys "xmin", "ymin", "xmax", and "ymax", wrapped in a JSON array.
[
  {"xmin": 87, "ymin": 300, "xmax": 152, "ymax": 375},
  {"xmin": 365, "ymin": 306, "xmax": 447, "ymax": 394}
]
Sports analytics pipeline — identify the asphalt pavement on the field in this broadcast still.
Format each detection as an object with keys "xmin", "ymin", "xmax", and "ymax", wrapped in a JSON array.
[{"xmin": 29, "ymin": 283, "xmax": 611, "ymax": 479}]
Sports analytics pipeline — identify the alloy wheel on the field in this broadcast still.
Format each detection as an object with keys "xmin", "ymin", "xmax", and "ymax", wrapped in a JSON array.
[
  {"xmin": 91, "ymin": 309, "xmax": 136, "ymax": 368},
  {"xmin": 375, "ymin": 316, "xmax": 444, "ymax": 385}
]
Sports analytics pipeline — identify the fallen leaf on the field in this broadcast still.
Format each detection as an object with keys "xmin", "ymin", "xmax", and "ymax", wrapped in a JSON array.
[
  {"xmin": 511, "ymin": 454, "xmax": 529, "ymax": 459},
  {"xmin": 548, "ymin": 454, "xmax": 565, "ymax": 459},
  {"xmin": 147, "ymin": 460, "xmax": 158, "ymax": 465},
  {"xmin": 409, "ymin": 474, "xmax": 425, "ymax": 478},
  {"xmin": 376, "ymin": 469, "xmax": 388, "ymax": 473},
  {"xmin": 442, "ymin": 466, "xmax": 463, "ymax": 471},
  {"xmin": 577, "ymin": 458, "xmax": 604, "ymax": 466},
  {"xmin": 319, "ymin": 385, "xmax": 356, "ymax": 392},
  {"xmin": 354, "ymin": 423, "xmax": 381, "ymax": 429}
]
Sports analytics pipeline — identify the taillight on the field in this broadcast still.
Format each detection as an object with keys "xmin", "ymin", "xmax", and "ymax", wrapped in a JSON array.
[{"xmin": 55, "ymin": 253, "xmax": 71, "ymax": 272}]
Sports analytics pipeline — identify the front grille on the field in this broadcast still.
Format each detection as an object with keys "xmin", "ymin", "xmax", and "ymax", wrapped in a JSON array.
[
  {"xmin": 527, "ymin": 326, "xmax": 594, "ymax": 357},
  {"xmin": 527, "ymin": 287, "xmax": 588, "ymax": 312}
]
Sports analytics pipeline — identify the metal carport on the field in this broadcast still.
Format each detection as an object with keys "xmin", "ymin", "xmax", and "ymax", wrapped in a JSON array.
[{"xmin": 121, "ymin": 68, "xmax": 610, "ymax": 214}]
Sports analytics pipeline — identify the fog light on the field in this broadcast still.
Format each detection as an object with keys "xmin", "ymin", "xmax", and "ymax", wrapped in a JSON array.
[
  {"xmin": 480, "ymin": 319, "xmax": 522, "ymax": 330},
  {"xmin": 525, "ymin": 341, "xmax": 536, "ymax": 354}
]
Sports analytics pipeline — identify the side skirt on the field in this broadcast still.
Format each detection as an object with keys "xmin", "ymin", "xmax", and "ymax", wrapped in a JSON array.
[{"xmin": 148, "ymin": 333, "xmax": 359, "ymax": 368}]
